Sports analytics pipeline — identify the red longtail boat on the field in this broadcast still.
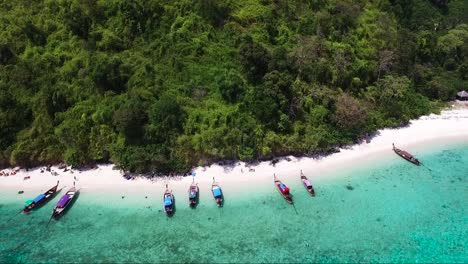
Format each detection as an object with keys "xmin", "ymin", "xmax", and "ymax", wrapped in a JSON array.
[{"xmin": 274, "ymin": 174, "xmax": 292, "ymax": 204}]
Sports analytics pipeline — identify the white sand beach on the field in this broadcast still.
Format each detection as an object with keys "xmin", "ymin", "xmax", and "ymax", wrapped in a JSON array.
[{"xmin": 1, "ymin": 102, "xmax": 468, "ymax": 201}]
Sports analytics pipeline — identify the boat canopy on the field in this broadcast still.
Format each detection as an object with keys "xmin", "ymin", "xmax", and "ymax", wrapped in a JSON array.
[
  {"xmin": 25, "ymin": 199, "xmax": 34, "ymax": 205},
  {"xmin": 33, "ymin": 193, "xmax": 46, "ymax": 203},
  {"xmin": 303, "ymin": 179, "xmax": 312, "ymax": 187},
  {"xmin": 164, "ymin": 196, "xmax": 172, "ymax": 206},
  {"xmin": 213, "ymin": 187, "xmax": 222, "ymax": 197},
  {"xmin": 279, "ymin": 183, "xmax": 290, "ymax": 194},
  {"xmin": 57, "ymin": 194, "xmax": 70, "ymax": 208}
]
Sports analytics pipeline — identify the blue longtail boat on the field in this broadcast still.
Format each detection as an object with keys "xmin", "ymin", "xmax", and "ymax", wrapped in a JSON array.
[
  {"xmin": 163, "ymin": 184, "xmax": 175, "ymax": 217},
  {"xmin": 23, "ymin": 181, "xmax": 60, "ymax": 214},
  {"xmin": 211, "ymin": 177, "xmax": 223, "ymax": 207},
  {"xmin": 188, "ymin": 178, "xmax": 199, "ymax": 208}
]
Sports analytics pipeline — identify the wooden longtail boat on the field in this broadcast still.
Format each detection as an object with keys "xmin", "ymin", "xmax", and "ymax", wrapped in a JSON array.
[
  {"xmin": 188, "ymin": 178, "xmax": 199, "ymax": 208},
  {"xmin": 163, "ymin": 184, "xmax": 175, "ymax": 217},
  {"xmin": 300, "ymin": 170, "xmax": 315, "ymax": 196},
  {"xmin": 274, "ymin": 174, "xmax": 293, "ymax": 204},
  {"xmin": 23, "ymin": 181, "xmax": 60, "ymax": 214},
  {"xmin": 51, "ymin": 182, "xmax": 77, "ymax": 219},
  {"xmin": 392, "ymin": 143, "xmax": 420, "ymax": 166},
  {"xmin": 211, "ymin": 177, "xmax": 223, "ymax": 207}
]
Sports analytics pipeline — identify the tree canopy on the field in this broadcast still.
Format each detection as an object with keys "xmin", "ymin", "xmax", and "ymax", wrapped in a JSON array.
[{"xmin": 0, "ymin": 0, "xmax": 466, "ymax": 173}]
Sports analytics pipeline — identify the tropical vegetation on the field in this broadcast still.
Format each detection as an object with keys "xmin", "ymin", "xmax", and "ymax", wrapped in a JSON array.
[{"xmin": 0, "ymin": 0, "xmax": 467, "ymax": 173}]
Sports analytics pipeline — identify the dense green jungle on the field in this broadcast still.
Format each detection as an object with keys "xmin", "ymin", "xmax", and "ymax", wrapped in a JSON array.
[{"xmin": 0, "ymin": 0, "xmax": 467, "ymax": 173}]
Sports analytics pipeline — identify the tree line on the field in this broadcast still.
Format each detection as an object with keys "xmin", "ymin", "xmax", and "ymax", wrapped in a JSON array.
[{"xmin": 0, "ymin": 0, "xmax": 467, "ymax": 173}]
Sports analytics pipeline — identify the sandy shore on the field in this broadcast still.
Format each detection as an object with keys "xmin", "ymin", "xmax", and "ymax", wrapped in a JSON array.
[{"xmin": 1, "ymin": 102, "xmax": 468, "ymax": 201}]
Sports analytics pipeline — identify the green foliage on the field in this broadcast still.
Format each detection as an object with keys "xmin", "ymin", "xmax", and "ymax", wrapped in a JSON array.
[
  {"xmin": 216, "ymin": 70, "xmax": 246, "ymax": 103},
  {"xmin": 0, "ymin": 89, "xmax": 30, "ymax": 151},
  {"xmin": 0, "ymin": 0, "xmax": 465, "ymax": 172},
  {"xmin": 113, "ymin": 102, "xmax": 146, "ymax": 142},
  {"xmin": 437, "ymin": 24, "xmax": 468, "ymax": 62},
  {"xmin": 91, "ymin": 54, "xmax": 131, "ymax": 93},
  {"xmin": 146, "ymin": 93, "xmax": 185, "ymax": 143},
  {"xmin": 239, "ymin": 40, "xmax": 270, "ymax": 83}
]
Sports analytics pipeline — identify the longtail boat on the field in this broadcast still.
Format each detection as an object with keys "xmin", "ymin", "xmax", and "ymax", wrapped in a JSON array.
[
  {"xmin": 300, "ymin": 170, "xmax": 315, "ymax": 196},
  {"xmin": 211, "ymin": 177, "xmax": 223, "ymax": 207},
  {"xmin": 51, "ymin": 182, "xmax": 77, "ymax": 219},
  {"xmin": 163, "ymin": 184, "xmax": 175, "ymax": 216},
  {"xmin": 188, "ymin": 178, "xmax": 199, "ymax": 208},
  {"xmin": 23, "ymin": 181, "xmax": 60, "ymax": 214},
  {"xmin": 274, "ymin": 174, "xmax": 293, "ymax": 204},
  {"xmin": 392, "ymin": 143, "xmax": 420, "ymax": 166}
]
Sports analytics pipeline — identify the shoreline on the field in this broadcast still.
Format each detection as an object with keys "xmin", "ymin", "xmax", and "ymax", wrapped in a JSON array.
[{"xmin": 1, "ymin": 102, "xmax": 468, "ymax": 202}]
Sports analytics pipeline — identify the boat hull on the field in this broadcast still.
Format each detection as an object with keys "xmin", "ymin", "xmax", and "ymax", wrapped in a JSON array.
[
  {"xmin": 300, "ymin": 175, "xmax": 315, "ymax": 196},
  {"xmin": 52, "ymin": 187, "xmax": 77, "ymax": 219},
  {"xmin": 393, "ymin": 148, "xmax": 420, "ymax": 166},
  {"xmin": 23, "ymin": 183, "xmax": 59, "ymax": 214},
  {"xmin": 214, "ymin": 197, "xmax": 223, "ymax": 207},
  {"xmin": 165, "ymin": 208, "xmax": 174, "ymax": 216},
  {"xmin": 188, "ymin": 184, "xmax": 199, "ymax": 208},
  {"xmin": 274, "ymin": 175, "xmax": 293, "ymax": 204},
  {"xmin": 212, "ymin": 186, "xmax": 223, "ymax": 207},
  {"xmin": 164, "ymin": 193, "xmax": 175, "ymax": 217},
  {"xmin": 275, "ymin": 185, "xmax": 293, "ymax": 203}
]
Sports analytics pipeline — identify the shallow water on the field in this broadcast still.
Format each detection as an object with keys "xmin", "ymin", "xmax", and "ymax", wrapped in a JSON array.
[{"xmin": 1, "ymin": 142, "xmax": 467, "ymax": 263}]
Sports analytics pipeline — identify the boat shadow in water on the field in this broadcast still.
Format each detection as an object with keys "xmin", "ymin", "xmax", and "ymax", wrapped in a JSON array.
[{"xmin": 54, "ymin": 191, "xmax": 80, "ymax": 220}]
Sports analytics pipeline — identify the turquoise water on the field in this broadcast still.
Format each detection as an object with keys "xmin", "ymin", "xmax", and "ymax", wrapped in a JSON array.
[{"xmin": 1, "ymin": 142, "xmax": 467, "ymax": 263}]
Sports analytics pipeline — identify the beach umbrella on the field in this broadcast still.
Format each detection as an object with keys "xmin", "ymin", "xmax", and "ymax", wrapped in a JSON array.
[{"xmin": 457, "ymin": 90, "xmax": 468, "ymax": 100}]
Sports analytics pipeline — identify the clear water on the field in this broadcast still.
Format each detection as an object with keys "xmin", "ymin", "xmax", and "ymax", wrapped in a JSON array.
[{"xmin": 1, "ymin": 143, "xmax": 467, "ymax": 263}]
